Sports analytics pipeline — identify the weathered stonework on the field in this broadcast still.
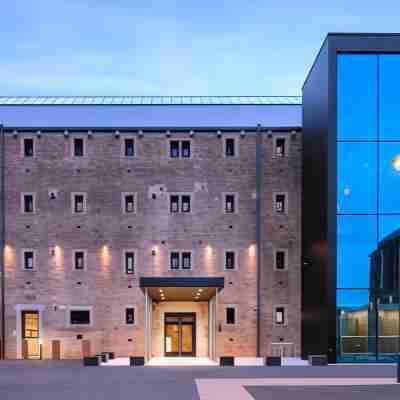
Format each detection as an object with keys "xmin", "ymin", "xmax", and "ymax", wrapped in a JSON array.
[{"xmin": 1, "ymin": 129, "xmax": 301, "ymax": 359}]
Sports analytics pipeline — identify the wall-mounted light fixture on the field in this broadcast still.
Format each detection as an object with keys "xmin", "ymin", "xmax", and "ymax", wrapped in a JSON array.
[
  {"xmin": 138, "ymin": 130, "xmax": 143, "ymax": 138},
  {"xmin": 12, "ymin": 130, "xmax": 18, "ymax": 138},
  {"xmin": 240, "ymin": 130, "xmax": 245, "ymax": 138},
  {"xmin": 392, "ymin": 155, "xmax": 400, "ymax": 172},
  {"xmin": 217, "ymin": 130, "xmax": 222, "ymax": 138},
  {"xmin": 267, "ymin": 130, "xmax": 273, "ymax": 138},
  {"xmin": 189, "ymin": 130, "xmax": 194, "ymax": 137},
  {"xmin": 151, "ymin": 247, "xmax": 157, "ymax": 256},
  {"xmin": 87, "ymin": 130, "xmax": 93, "ymax": 139},
  {"xmin": 63, "ymin": 130, "xmax": 69, "ymax": 138},
  {"xmin": 114, "ymin": 130, "xmax": 120, "ymax": 139},
  {"xmin": 166, "ymin": 130, "xmax": 171, "ymax": 138},
  {"xmin": 36, "ymin": 130, "xmax": 42, "ymax": 139}
]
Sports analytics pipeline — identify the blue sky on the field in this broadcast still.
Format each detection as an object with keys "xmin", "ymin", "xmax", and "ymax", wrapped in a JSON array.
[{"xmin": 2, "ymin": 1, "xmax": 400, "ymax": 96}]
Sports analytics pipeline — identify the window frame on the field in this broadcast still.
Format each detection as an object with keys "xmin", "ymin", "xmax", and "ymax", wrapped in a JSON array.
[
  {"xmin": 223, "ymin": 192, "xmax": 238, "ymax": 214},
  {"xmin": 21, "ymin": 192, "xmax": 36, "ymax": 214},
  {"xmin": 21, "ymin": 136, "xmax": 35, "ymax": 158},
  {"xmin": 223, "ymin": 136, "xmax": 239, "ymax": 158},
  {"xmin": 122, "ymin": 192, "xmax": 137, "ymax": 214},
  {"xmin": 73, "ymin": 249, "xmax": 87, "ymax": 271},
  {"xmin": 21, "ymin": 249, "xmax": 36, "ymax": 271},
  {"xmin": 169, "ymin": 193, "xmax": 193, "ymax": 214},
  {"xmin": 71, "ymin": 136, "xmax": 86, "ymax": 158},
  {"xmin": 274, "ymin": 305, "xmax": 288, "ymax": 326},
  {"xmin": 67, "ymin": 306, "xmax": 93, "ymax": 327},
  {"xmin": 273, "ymin": 136, "xmax": 289, "ymax": 158},
  {"xmin": 169, "ymin": 250, "xmax": 193, "ymax": 270},
  {"xmin": 122, "ymin": 249, "xmax": 136, "ymax": 275},
  {"xmin": 274, "ymin": 248, "xmax": 288, "ymax": 271},
  {"xmin": 122, "ymin": 136, "xmax": 136, "ymax": 158},
  {"xmin": 273, "ymin": 192, "xmax": 288, "ymax": 214},
  {"xmin": 224, "ymin": 250, "xmax": 238, "ymax": 271},
  {"xmin": 71, "ymin": 192, "xmax": 87, "ymax": 214},
  {"xmin": 125, "ymin": 306, "xmax": 136, "ymax": 325},
  {"xmin": 224, "ymin": 304, "xmax": 238, "ymax": 325},
  {"xmin": 167, "ymin": 139, "xmax": 193, "ymax": 159}
]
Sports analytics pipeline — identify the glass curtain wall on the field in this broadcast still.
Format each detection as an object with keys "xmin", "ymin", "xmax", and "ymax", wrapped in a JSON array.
[{"xmin": 337, "ymin": 54, "xmax": 400, "ymax": 362}]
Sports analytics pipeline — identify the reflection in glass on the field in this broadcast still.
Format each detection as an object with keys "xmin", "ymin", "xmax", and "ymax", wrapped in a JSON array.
[
  {"xmin": 337, "ymin": 215, "xmax": 377, "ymax": 288},
  {"xmin": 337, "ymin": 54, "xmax": 378, "ymax": 141},
  {"xmin": 337, "ymin": 142, "xmax": 377, "ymax": 213},
  {"xmin": 379, "ymin": 55, "xmax": 400, "ymax": 141},
  {"xmin": 379, "ymin": 143, "xmax": 400, "ymax": 214}
]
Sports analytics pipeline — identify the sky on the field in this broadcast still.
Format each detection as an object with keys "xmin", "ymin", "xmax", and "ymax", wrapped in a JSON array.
[{"xmin": 2, "ymin": 1, "xmax": 400, "ymax": 97}]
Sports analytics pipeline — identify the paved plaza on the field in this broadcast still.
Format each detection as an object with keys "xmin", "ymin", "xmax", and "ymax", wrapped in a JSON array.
[{"xmin": 0, "ymin": 361, "xmax": 398, "ymax": 400}]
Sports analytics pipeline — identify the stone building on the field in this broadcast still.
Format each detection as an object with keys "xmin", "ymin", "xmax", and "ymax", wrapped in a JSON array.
[{"xmin": 0, "ymin": 97, "xmax": 302, "ymax": 360}]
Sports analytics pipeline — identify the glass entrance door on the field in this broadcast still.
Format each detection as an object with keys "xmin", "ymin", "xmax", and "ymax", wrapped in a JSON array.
[
  {"xmin": 22, "ymin": 311, "xmax": 40, "ymax": 359},
  {"xmin": 164, "ymin": 313, "xmax": 195, "ymax": 357}
]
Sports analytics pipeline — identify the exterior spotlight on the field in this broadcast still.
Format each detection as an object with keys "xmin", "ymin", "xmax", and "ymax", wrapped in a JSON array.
[
  {"xmin": 392, "ymin": 155, "xmax": 400, "ymax": 172},
  {"xmin": 217, "ymin": 130, "xmax": 222, "ymax": 138},
  {"xmin": 36, "ymin": 130, "xmax": 42, "ymax": 138},
  {"xmin": 64, "ymin": 130, "xmax": 69, "ymax": 137},
  {"xmin": 114, "ymin": 130, "xmax": 120, "ymax": 139},
  {"xmin": 166, "ymin": 130, "xmax": 171, "ymax": 138},
  {"xmin": 87, "ymin": 130, "xmax": 93, "ymax": 138},
  {"xmin": 138, "ymin": 130, "xmax": 143, "ymax": 138},
  {"xmin": 267, "ymin": 130, "xmax": 273, "ymax": 138},
  {"xmin": 12, "ymin": 130, "xmax": 18, "ymax": 138},
  {"xmin": 151, "ymin": 249, "xmax": 157, "ymax": 256},
  {"xmin": 189, "ymin": 130, "xmax": 194, "ymax": 137},
  {"xmin": 240, "ymin": 130, "xmax": 245, "ymax": 138}
]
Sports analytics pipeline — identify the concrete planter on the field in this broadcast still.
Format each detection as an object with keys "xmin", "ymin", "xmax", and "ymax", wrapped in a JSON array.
[
  {"xmin": 220, "ymin": 356, "xmax": 234, "ymax": 367},
  {"xmin": 129, "ymin": 356, "xmax": 145, "ymax": 366},
  {"xmin": 265, "ymin": 356, "xmax": 282, "ymax": 366},
  {"xmin": 308, "ymin": 355, "xmax": 328, "ymax": 366},
  {"xmin": 83, "ymin": 357, "xmax": 99, "ymax": 366}
]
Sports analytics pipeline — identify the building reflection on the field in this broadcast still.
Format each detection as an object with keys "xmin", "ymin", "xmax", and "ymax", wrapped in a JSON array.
[{"xmin": 338, "ymin": 229, "xmax": 400, "ymax": 362}]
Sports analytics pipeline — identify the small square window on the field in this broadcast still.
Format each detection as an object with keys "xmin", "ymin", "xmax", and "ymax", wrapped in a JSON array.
[
  {"xmin": 70, "ymin": 310, "xmax": 90, "ymax": 325},
  {"xmin": 226, "ymin": 307, "xmax": 236, "ymax": 325},
  {"xmin": 170, "ymin": 141, "xmax": 180, "ymax": 158},
  {"xmin": 125, "ymin": 252, "xmax": 135, "ymax": 274},
  {"xmin": 74, "ymin": 194, "xmax": 85, "ymax": 213},
  {"xmin": 73, "ymin": 138, "xmax": 84, "ymax": 157},
  {"xmin": 225, "ymin": 194, "xmax": 235, "ymax": 213},
  {"xmin": 126, "ymin": 308, "xmax": 135, "ymax": 324},
  {"xmin": 275, "ymin": 250, "xmax": 286, "ymax": 270},
  {"xmin": 74, "ymin": 251, "xmax": 85, "ymax": 270},
  {"xmin": 170, "ymin": 195, "xmax": 179, "ymax": 213},
  {"xmin": 125, "ymin": 194, "xmax": 135, "ymax": 213},
  {"xmin": 23, "ymin": 194, "xmax": 34, "ymax": 213},
  {"xmin": 24, "ymin": 251, "xmax": 34, "ymax": 270},
  {"xmin": 275, "ymin": 307, "xmax": 286, "ymax": 325},
  {"xmin": 225, "ymin": 138, "xmax": 235, "ymax": 157},
  {"xmin": 181, "ymin": 141, "xmax": 191, "ymax": 158},
  {"xmin": 275, "ymin": 138, "xmax": 286, "ymax": 157},
  {"xmin": 23, "ymin": 138, "xmax": 34, "ymax": 157},
  {"xmin": 182, "ymin": 252, "xmax": 192, "ymax": 269},
  {"xmin": 225, "ymin": 251, "xmax": 235, "ymax": 270},
  {"xmin": 170, "ymin": 252, "xmax": 180, "ymax": 269},
  {"xmin": 275, "ymin": 194, "xmax": 286, "ymax": 213},
  {"xmin": 181, "ymin": 195, "xmax": 191, "ymax": 213},
  {"xmin": 124, "ymin": 138, "xmax": 135, "ymax": 157}
]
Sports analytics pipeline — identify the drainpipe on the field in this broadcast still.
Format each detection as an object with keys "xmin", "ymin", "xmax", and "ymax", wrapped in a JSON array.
[
  {"xmin": 255, "ymin": 124, "xmax": 263, "ymax": 358},
  {"xmin": 0, "ymin": 124, "xmax": 5, "ymax": 360}
]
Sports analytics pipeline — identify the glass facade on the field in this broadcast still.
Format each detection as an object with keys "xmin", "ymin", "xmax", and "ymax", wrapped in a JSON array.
[{"xmin": 337, "ymin": 54, "xmax": 400, "ymax": 362}]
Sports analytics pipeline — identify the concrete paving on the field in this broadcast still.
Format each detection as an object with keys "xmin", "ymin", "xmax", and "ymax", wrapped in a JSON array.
[{"xmin": 0, "ymin": 361, "xmax": 398, "ymax": 400}]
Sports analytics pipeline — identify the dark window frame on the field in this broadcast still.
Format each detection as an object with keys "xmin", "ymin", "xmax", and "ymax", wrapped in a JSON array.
[
  {"xmin": 23, "ymin": 138, "xmax": 34, "ymax": 157},
  {"xmin": 225, "ymin": 251, "xmax": 236, "ymax": 270},
  {"xmin": 73, "ymin": 138, "xmax": 85, "ymax": 157},
  {"xmin": 23, "ymin": 251, "xmax": 34, "ymax": 270},
  {"xmin": 225, "ymin": 138, "xmax": 236, "ymax": 157},
  {"xmin": 74, "ymin": 251, "xmax": 85, "ymax": 270},
  {"xmin": 125, "ymin": 251, "xmax": 135, "ymax": 274},
  {"xmin": 124, "ymin": 138, "xmax": 135, "ymax": 157},
  {"xmin": 226, "ymin": 306, "xmax": 236, "ymax": 325},
  {"xmin": 125, "ymin": 307, "xmax": 135, "ymax": 325},
  {"xmin": 23, "ymin": 194, "xmax": 34, "ymax": 213},
  {"xmin": 70, "ymin": 309, "xmax": 91, "ymax": 325}
]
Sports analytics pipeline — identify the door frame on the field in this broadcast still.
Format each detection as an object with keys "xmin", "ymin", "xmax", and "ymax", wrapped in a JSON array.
[
  {"xmin": 15, "ymin": 304, "xmax": 44, "ymax": 359},
  {"xmin": 164, "ymin": 312, "xmax": 196, "ymax": 357},
  {"xmin": 21, "ymin": 310, "xmax": 40, "ymax": 359}
]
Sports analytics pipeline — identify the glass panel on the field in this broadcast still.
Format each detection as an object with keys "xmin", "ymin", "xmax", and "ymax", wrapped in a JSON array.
[
  {"xmin": 337, "ymin": 215, "xmax": 377, "ymax": 288},
  {"xmin": 379, "ymin": 55, "xmax": 400, "ymax": 141},
  {"xmin": 379, "ymin": 215, "xmax": 400, "ymax": 241},
  {"xmin": 165, "ymin": 324, "xmax": 179, "ymax": 354},
  {"xmin": 181, "ymin": 324, "xmax": 193, "ymax": 354},
  {"xmin": 379, "ymin": 143, "xmax": 400, "ymax": 214},
  {"xmin": 337, "ymin": 289, "xmax": 376, "ymax": 362},
  {"xmin": 337, "ymin": 54, "xmax": 378, "ymax": 141},
  {"xmin": 377, "ymin": 293, "xmax": 400, "ymax": 361},
  {"xmin": 337, "ymin": 142, "xmax": 377, "ymax": 214}
]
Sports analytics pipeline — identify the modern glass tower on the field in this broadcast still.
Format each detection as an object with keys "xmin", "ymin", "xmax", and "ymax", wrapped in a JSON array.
[{"xmin": 302, "ymin": 33, "xmax": 400, "ymax": 363}]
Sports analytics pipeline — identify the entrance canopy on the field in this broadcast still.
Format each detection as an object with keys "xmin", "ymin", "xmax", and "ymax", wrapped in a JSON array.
[{"xmin": 139, "ymin": 277, "xmax": 224, "ymax": 302}]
